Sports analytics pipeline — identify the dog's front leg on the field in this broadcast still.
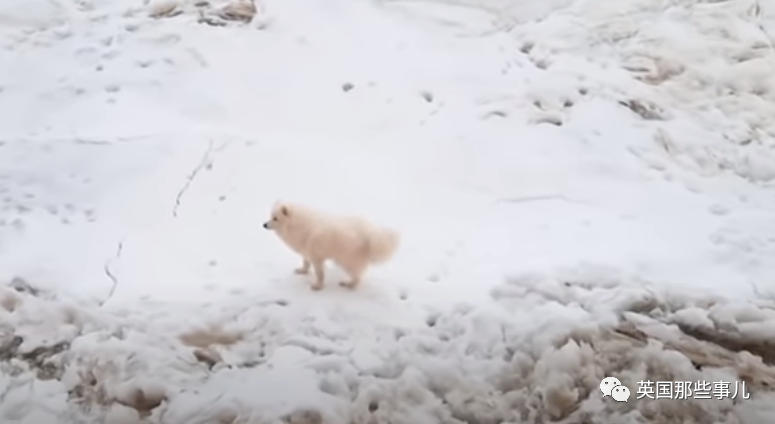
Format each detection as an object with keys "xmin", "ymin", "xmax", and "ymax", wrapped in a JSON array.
[
  {"xmin": 310, "ymin": 260, "xmax": 325, "ymax": 291},
  {"xmin": 295, "ymin": 258, "xmax": 310, "ymax": 275}
]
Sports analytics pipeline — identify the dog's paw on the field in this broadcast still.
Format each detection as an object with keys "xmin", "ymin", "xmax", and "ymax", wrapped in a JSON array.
[
  {"xmin": 339, "ymin": 281, "xmax": 357, "ymax": 289},
  {"xmin": 310, "ymin": 283, "xmax": 324, "ymax": 291}
]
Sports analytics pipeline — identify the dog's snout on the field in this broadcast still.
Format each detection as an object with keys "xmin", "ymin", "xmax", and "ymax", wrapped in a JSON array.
[{"xmin": 262, "ymin": 222, "xmax": 269, "ymax": 229}]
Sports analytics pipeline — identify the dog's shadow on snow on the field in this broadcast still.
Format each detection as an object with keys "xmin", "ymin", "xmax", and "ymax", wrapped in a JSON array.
[{"xmin": 264, "ymin": 266, "xmax": 413, "ymax": 320}]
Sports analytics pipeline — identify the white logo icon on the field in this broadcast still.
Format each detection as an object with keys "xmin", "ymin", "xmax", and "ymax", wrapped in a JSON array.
[
  {"xmin": 611, "ymin": 384, "xmax": 630, "ymax": 402},
  {"xmin": 600, "ymin": 377, "xmax": 622, "ymax": 397}
]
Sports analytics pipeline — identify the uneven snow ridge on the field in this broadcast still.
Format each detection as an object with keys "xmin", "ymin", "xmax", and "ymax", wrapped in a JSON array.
[{"xmin": 1, "ymin": 0, "xmax": 775, "ymax": 423}]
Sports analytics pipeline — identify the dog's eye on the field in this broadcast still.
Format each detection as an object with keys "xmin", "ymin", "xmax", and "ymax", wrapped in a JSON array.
[{"xmin": 273, "ymin": 217, "xmax": 278, "ymax": 221}]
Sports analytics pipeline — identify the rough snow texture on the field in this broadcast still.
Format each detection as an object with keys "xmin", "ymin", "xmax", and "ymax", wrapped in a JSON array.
[{"xmin": 1, "ymin": 0, "xmax": 775, "ymax": 422}]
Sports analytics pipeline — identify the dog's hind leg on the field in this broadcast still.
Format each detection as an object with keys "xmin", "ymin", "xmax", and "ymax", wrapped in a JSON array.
[
  {"xmin": 310, "ymin": 260, "xmax": 326, "ymax": 291},
  {"xmin": 339, "ymin": 261, "xmax": 367, "ymax": 290},
  {"xmin": 295, "ymin": 258, "xmax": 310, "ymax": 275}
]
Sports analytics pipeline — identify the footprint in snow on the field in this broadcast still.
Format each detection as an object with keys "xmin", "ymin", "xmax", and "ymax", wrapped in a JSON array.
[
  {"xmin": 398, "ymin": 288, "xmax": 408, "ymax": 300},
  {"xmin": 708, "ymin": 203, "xmax": 730, "ymax": 216}
]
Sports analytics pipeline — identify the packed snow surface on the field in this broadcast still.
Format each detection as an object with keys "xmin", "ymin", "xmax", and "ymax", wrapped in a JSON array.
[{"xmin": 1, "ymin": 0, "xmax": 775, "ymax": 422}]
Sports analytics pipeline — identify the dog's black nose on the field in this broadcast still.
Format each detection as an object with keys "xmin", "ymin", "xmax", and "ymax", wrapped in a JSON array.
[{"xmin": 262, "ymin": 222, "xmax": 269, "ymax": 229}]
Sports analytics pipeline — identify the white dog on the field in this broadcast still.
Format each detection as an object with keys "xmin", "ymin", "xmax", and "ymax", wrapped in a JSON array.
[{"xmin": 263, "ymin": 201, "xmax": 400, "ymax": 291}]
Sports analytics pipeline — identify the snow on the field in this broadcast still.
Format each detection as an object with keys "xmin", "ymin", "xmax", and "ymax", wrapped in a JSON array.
[{"xmin": 1, "ymin": 0, "xmax": 775, "ymax": 422}]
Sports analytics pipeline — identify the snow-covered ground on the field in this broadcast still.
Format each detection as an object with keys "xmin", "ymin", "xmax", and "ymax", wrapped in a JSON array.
[{"xmin": 1, "ymin": 0, "xmax": 775, "ymax": 422}]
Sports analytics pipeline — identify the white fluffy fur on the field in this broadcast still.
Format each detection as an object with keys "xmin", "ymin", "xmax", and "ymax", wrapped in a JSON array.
[{"xmin": 263, "ymin": 201, "xmax": 401, "ymax": 291}]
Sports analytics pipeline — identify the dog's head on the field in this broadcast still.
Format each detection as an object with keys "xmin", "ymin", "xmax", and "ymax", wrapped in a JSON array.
[{"xmin": 262, "ymin": 201, "xmax": 291, "ymax": 231}]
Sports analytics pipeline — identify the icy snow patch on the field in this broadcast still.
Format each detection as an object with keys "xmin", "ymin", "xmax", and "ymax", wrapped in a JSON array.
[{"xmin": 1, "ymin": 270, "xmax": 775, "ymax": 423}]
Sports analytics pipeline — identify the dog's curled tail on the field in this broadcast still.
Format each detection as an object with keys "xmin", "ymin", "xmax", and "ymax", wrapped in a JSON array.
[{"xmin": 366, "ymin": 226, "xmax": 401, "ymax": 264}]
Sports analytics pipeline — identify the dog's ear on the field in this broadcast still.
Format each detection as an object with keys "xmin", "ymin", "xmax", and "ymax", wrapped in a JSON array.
[{"xmin": 280, "ymin": 205, "xmax": 289, "ymax": 216}]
